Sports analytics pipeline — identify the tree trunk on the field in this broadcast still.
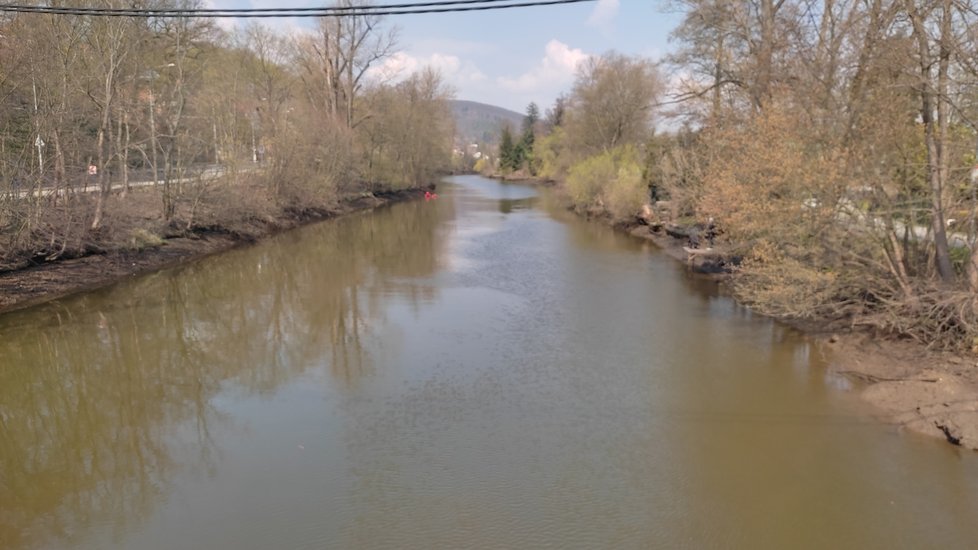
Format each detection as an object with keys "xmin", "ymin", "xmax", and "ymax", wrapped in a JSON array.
[
  {"xmin": 845, "ymin": 0, "xmax": 885, "ymax": 141},
  {"xmin": 90, "ymin": 124, "xmax": 108, "ymax": 231},
  {"xmin": 753, "ymin": 0, "xmax": 776, "ymax": 110},
  {"xmin": 116, "ymin": 109, "xmax": 129, "ymax": 196},
  {"xmin": 53, "ymin": 131, "xmax": 65, "ymax": 199},
  {"xmin": 91, "ymin": 88, "xmax": 113, "ymax": 231},
  {"xmin": 908, "ymin": 0, "xmax": 955, "ymax": 282},
  {"xmin": 712, "ymin": 35, "xmax": 724, "ymax": 124}
]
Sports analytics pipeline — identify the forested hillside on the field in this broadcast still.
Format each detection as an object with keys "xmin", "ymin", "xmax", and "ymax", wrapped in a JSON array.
[{"xmin": 450, "ymin": 100, "xmax": 522, "ymax": 146}]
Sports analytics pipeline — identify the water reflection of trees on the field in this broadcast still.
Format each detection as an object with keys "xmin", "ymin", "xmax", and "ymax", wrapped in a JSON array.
[
  {"xmin": 498, "ymin": 197, "xmax": 537, "ymax": 214},
  {"xmin": 0, "ymin": 197, "xmax": 448, "ymax": 549}
]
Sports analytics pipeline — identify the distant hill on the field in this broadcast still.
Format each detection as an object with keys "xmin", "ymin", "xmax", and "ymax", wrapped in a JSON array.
[{"xmin": 450, "ymin": 100, "xmax": 524, "ymax": 147}]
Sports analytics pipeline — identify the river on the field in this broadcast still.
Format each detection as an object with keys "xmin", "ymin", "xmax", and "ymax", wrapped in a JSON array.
[{"xmin": 1, "ymin": 175, "xmax": 977, "ymax": 549}]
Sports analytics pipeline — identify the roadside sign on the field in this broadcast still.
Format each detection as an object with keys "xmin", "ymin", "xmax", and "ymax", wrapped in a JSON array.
[{"xmin": 88, "ymin": 164, "xmax": 97, "ymax": 176}]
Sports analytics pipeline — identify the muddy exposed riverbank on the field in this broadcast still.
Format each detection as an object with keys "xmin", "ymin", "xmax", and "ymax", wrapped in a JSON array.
[{"xmin": 0, "ymin": 189, "xmax": 419, "ymax": 315}]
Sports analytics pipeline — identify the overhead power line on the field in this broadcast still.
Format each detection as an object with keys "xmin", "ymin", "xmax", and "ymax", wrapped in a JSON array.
[
  {"xmin": 0, "ymin": 0, "xmax": 597, "ymax": 18},
  {"xmin": 2, "ymin": 0, "xmax": 585, "ymax": 13}
]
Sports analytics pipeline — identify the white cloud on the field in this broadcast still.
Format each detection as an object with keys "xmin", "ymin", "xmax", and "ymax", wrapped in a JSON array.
[
  {"xmin": 496, "ymin": 40, "xmax": 589, "ymax": 94},
  {"xmin": 368, "ymin": 52, "xmax": 487, "ymax": 86},
  {"xmin": 587, "ymin": 0, "xmax": 620, "ymax": 30},
  {"xmin": 204, "ymin": 1, "xmax": 317, "ymax": 33}
]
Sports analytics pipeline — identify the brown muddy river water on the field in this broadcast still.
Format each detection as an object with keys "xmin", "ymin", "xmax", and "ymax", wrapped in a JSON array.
[{"xmin": 2, "ymin": 175, "xmax": 977, "ymax": 549}]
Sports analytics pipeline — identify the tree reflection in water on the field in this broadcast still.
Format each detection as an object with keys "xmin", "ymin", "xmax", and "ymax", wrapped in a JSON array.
[{"xmin": 0, "ymin": 196, "xmax": 451, "ymax": 549}]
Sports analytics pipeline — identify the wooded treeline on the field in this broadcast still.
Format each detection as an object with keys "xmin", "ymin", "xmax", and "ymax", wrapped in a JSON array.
[
  {"xmin": 495, "ymin": 0, "xmax": 978, "ymax": 351},
  {"xmin": 0, "ymin": 0, "xmax": 453, "ymax": 270}
]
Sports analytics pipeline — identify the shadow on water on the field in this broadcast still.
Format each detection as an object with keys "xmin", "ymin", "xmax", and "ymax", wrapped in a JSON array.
[
  {"xmin": 497, "ymin": 196, "xmax": 537, "ymax": 214},
  {"xmin": 0, "ymin": 197, "xmax": 452, "ymax": 550}
]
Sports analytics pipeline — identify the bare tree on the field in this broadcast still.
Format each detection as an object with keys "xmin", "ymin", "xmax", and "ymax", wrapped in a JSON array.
[
  {"xmin": 82, "ymin": 2, "xmax": 137, "ymax": 231},
  {"xmin": 360, "ymin": 67, "xmax": 454, "ymax": 189},
  {"xmin": 294, "ymin": 0, "xmax": 397, "ymax": 128},
  {"xmin": 565, "ymin": 52, "xmax": 662, "ymax": 155},
  {"xmin": 906, "ymin": 0, "xmax": 956, "ymax": 282},
  {"xmin": 149, "ymin": 5, "xmax": 216, "ymax": 220}
]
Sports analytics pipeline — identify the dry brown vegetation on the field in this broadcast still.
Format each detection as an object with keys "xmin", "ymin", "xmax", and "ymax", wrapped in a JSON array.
[
  {"xmin": 0, "ymin": 1, "xmax": 454, "ymax": 277},
  {"xmin": 661, "ymin": 0, "xmax": 978, "ymax": 352}
]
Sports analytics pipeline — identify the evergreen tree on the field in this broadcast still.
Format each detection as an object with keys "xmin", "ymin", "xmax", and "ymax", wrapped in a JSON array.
[
  {"xmin": 499, "ymin": 124, "xmax": 517, "ymax": 172},
  {"xmin": 522, "ymin": 103, "xmax": 539, "ymax": 150},
  {"xmin": 516, "ymin": 102, "xmax": 539, "ymax": 173},
  {"xmin": 522, "ymin": 102, "xmax": 539, "ymax": 139}
]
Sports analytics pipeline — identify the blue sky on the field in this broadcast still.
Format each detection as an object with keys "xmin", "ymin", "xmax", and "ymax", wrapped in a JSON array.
[{"xmin": 208, "ymin": 0, "xmax": 685, "ymax": 113}]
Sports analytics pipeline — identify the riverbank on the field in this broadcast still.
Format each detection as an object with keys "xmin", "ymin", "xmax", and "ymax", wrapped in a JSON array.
[
  {"xmin": 626, "ymin": 220, "xmax": 978, "ymax": 450},
  {"xmin": 493, "ymin": 172, "xmax": 978, "ymax": 450},
  {"xmin": 0, "ymin": 187, "xmax": 419, "ymax": 315}
]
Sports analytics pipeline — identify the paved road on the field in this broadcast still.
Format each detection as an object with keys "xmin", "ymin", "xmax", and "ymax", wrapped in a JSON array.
[{"xmin": 6, "ymin": 164, "xmax": 238, "ymax": 200}]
